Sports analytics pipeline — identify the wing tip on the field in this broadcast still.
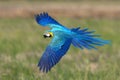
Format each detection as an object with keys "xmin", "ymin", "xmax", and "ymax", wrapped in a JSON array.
[
  {"xmin": 35, "ymin": 12, "xmax": 49, "ymax": 26},
  {"xmin": 35, "ymin": 12, "xmax": 62, "ymax": 27},
  {"xmin": 35, "ymin": 12, "xmax": 48, "ymax": 16},
  {"xmin": 38, "ymin": 61, "xmax": 51, "ymax": 73},
  {"xmin": 37, "ymin": 46, "xmax": 59, "ymax": 73}
]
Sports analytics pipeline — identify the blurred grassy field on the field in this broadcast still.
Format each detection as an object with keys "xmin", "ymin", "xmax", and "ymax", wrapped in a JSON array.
[
  {"xmin": 0, "ymin": 1, "xmax": 120, "ymax": 80},
  {"xmin": 0, "ymin": 17, "xmax": 120, "ymax": 80}
]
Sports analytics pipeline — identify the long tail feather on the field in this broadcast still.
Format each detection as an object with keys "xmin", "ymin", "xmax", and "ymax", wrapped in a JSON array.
[{"xmin": 71, "ymin": 27, "xmax": 110, "ymax": 49}]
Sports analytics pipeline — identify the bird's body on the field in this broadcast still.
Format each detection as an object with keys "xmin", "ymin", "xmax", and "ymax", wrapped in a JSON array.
[{"xmin": 35, "ymin": 12, "xmax": 110, "ymax": 73}]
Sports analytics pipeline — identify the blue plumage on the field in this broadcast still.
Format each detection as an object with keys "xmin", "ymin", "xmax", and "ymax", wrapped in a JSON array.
[
  {"xmin": 38, "ymin": 39, "xmax": 71, "ymax": 72},
  {"xmin": 35, "ymin": 12, "xmax": 110, "ymax": 73},
  {"xmin": 71, "ymin": 27, "xmax": 109, "ymax": 49},
  {"xmin": 35, "ymin": 12, "xmax": 62, "ymax": 26}
]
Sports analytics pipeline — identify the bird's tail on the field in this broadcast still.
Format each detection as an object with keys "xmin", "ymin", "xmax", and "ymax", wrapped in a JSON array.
[{"xmin": 71, "ymin": 27, "xmax": 110, "ymax": 49}]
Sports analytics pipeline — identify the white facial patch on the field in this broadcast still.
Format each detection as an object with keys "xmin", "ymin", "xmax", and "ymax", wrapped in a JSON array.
[{"xmin": 46, "ymin": 33, "xmax": 50, "ymax": 37}]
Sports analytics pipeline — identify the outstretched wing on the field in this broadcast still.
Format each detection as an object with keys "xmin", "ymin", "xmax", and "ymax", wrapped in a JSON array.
[
  {"xmin": 35, "ymin": 12, "xmax": 64, "ymax": 28},
  {"xmin": 38, "ymin": 36, "xmax": 72, "ymax": 73}
]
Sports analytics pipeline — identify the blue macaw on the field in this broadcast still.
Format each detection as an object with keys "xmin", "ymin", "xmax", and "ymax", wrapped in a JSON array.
[{"xmin": 35, "ymin": 12, "xmax": 109, "ymax": 73}]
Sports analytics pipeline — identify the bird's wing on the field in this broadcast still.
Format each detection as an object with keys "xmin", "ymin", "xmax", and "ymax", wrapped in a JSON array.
[
  {"xmin": 35, "ymin": 12, "xmax": 65, "ymax": 28},
  {"xmin": 38, "ymin": 36, "xmax": 72, "ymax": 73}
]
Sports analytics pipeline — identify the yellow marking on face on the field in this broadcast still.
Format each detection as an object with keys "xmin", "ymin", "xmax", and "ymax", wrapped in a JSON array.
[{"xmin": 49, "ymin": 32, "xmax": 53, "ymax": 37}]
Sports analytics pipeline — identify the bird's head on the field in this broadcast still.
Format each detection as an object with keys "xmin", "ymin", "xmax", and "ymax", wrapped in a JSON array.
[{"xmin": 43, "ymin": 32, "xmax": 53, "ymax": 38}]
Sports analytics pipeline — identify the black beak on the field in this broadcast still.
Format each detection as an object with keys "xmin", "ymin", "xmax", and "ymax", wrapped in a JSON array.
[{"xmin": 43, "ymin": 34, "xmax": 48, "ymax": 38}]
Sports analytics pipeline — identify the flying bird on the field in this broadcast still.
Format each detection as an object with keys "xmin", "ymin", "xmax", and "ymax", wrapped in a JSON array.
[{"xmin": 35, "ymin": 12, "xmax": 109, "ymax": 73}]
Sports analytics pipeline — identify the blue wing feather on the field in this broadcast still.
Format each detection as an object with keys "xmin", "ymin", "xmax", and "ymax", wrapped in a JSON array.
[
  {"xmin": 35, "ymin": 12, "xmax": 62, "ymax": 27},
  {"xmin": 71, "ymin": 27, "xmax": 110, "ymax": 49},
  {"xmin": 38, "ymin": 39, "xmax": 72, "ymax": 73}
]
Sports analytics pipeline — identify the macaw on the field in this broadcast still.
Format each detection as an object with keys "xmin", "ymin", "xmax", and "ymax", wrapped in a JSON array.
[{"xmin": 35, "ymin": 12, "xmax": 109, "ymax": 73}]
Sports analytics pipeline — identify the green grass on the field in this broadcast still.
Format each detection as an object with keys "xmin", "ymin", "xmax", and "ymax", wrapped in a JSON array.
[{"xmin": 0, "ymin": 17, "xmax": 120, "ymax": 80}]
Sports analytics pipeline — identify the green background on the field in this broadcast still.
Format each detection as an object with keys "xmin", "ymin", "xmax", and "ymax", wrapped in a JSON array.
[{"xmin": 0, "ymin": 1, "xmax": 120, "ymax": 80}]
